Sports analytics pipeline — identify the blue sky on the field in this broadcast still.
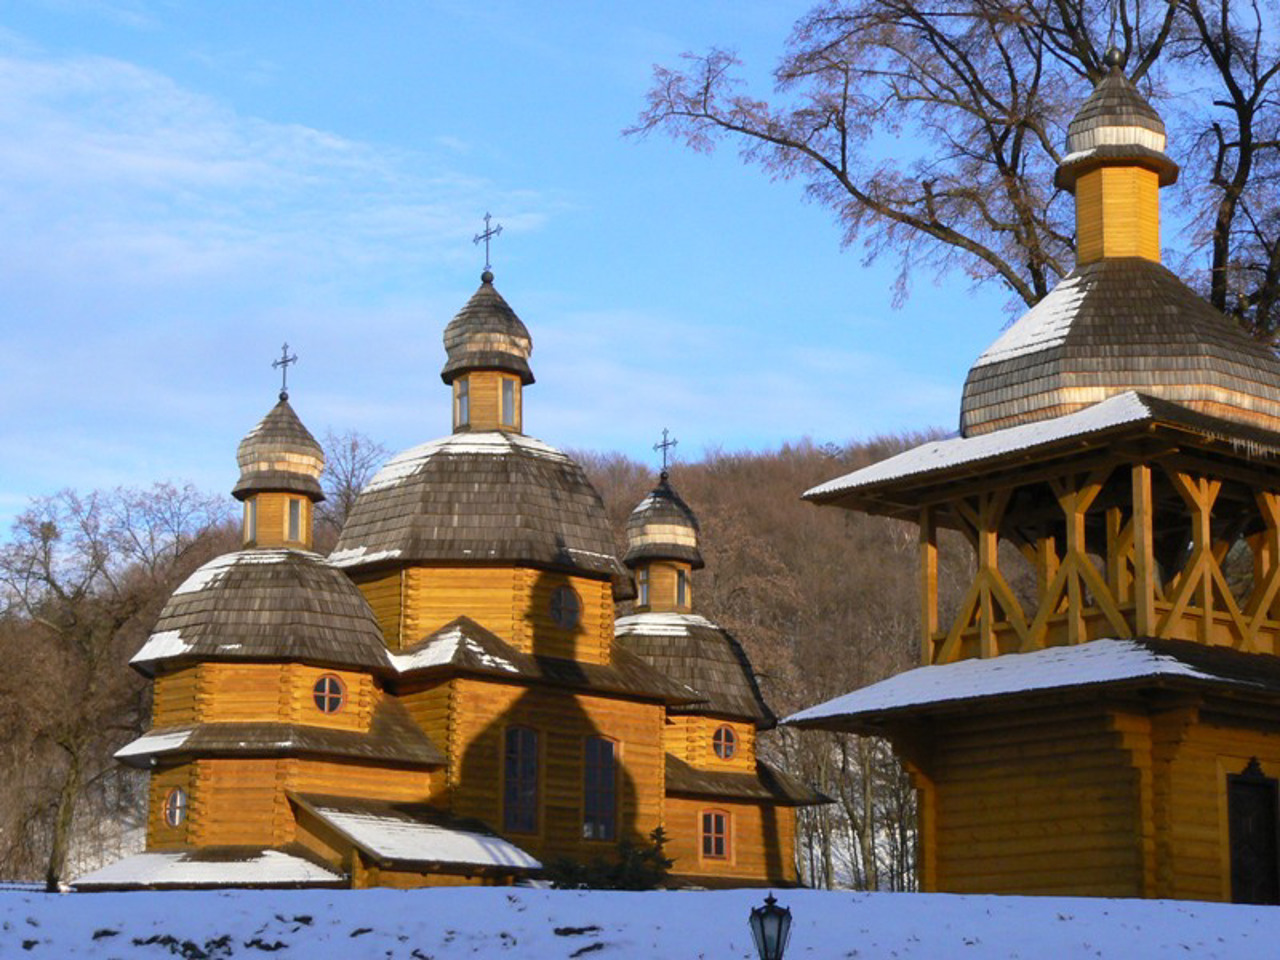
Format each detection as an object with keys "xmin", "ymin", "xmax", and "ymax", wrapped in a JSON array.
[{"xmin": 0, "ymin": 0, "xmax": 1009, "ymax": 527}]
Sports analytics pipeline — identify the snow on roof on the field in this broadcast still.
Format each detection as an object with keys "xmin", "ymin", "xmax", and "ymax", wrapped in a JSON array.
[
  {"xmin": 73, "ymin": 849, "xmax": 341, "ymax": 888},
  {"xmin": 114, "ymin": 728, "xmax": 193, "ymax": 761},
  {"xmin": 305, "ymin": 801, "xmax": 540, "ymax": 870},
  {"xmin": 363, "ymin": 431, "xmax": 570, "ymax": 494},
  {"xmin": 385, "ymin": 624, "xmax": 519, "ymax": 674},
  {"xmin": 328, "ymin": 545, "xmax": 403, "ymax": 568},
  {"xmin": 806, "ymin": 392, "xmax": 1156, "ymax": 500},
  {"xmin": 130, "ymin": 629, "xmax": 192, "ymax": 666},
  {"xmin": 614, "ymin": 612, "xmax": 719, "ymax": 638},
  {"xmin": 786, "ymin": 639, "xmax": 1247, "ymax": 725},
  {"xmin": 970, "ymin": 272, "xmax": 1085, "ymax": 367},
  {"xmin": 171, "ymin": 549, "xmax": 323, "ymax": 595}
]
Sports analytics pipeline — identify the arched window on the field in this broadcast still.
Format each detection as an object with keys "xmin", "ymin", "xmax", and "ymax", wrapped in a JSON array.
[
  {"xmin": 164, "ymin": 787, "xmax": 188, "ymax": 828},
  {"xmin": 504, "ymin": 726, "xmax": 539, "ymax": 834},
  {"xmin": 583, "ymin": 736, "xmax": 617, "ymax": 841},
  {"xmin": 713, "ymin": 724, "xmax": 737, "ymax": 760},
  {"xmin": 550, "ymin": 585, "xmax": 581, "ymax": 630},
  {"xmin": 313, "ymin": 674, "xmax": 346, "ymax": 714},
  {"xmin": 701, "ymin": 809, "xmax": 730, "ymax": 860}
]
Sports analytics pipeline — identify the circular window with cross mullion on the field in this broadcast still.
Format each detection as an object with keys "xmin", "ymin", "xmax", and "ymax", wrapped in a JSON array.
[
  {"xmin": 313, "ymin": 674, "xmax": 346, "ymax": 713},
  {"xmin": 713, "ymin": 724, "xmax": 738, "ymax": 760}
]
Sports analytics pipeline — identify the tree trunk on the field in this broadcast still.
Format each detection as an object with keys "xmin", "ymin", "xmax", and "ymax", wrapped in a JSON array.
[{"xmin": 44, "ymin": 744, "xmax": 81, "ymax": 892}]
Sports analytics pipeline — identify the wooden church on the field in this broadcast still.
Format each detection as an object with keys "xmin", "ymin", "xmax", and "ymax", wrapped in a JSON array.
[
  {"xmin": 77, "ymin": 263, "xmax": 821, "ymax": 890},
  {"xmin": 789, "ymin": 52, "xmax": 1280, "ymax": 904}
]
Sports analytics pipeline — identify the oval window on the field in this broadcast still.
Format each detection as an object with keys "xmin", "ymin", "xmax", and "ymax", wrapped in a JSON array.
[
  {"xmin": 163, "ymin": 787, "xmax": 188, "ymax": 827},
  {"xmin": 713, "ymin": 725, "xmax": 737, "ymax": 760},
  {"xmin": 550, "ymin": 586, "xmax": 581, "ymax": 630},
  {"xmin": 313, "ymin": 674, "xmax": 346, "ymax": 714}
]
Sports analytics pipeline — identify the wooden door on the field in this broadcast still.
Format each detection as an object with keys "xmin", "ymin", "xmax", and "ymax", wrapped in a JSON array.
[{"xmin": 1228, "ymin": 761, "xmax": 1280, "ymax": 905}]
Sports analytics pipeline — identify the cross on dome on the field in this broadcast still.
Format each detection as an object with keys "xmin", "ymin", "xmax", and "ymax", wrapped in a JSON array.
[
  {"xmin": 272, "ymin": 343, "xmax": 298, "ymax": 401},
  {"xmin": 653, "ymin": 428, "xmax": 678, "ymax": 478},
  {"xmin": 473, "ymin": 212, "xmax": 503, "ymax": 279}
]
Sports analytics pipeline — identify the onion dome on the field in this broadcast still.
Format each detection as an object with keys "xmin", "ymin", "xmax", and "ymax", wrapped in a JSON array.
[
  {"xmin": 1054, "ymin": 50, "xmax": 1178, "ymax": 192},
  {"xmin": 440, "ymin": 273, "xmax": 534, "ymax": 386},
  {"xmin": 130, "ymin": 549, "xmax": 389, "ymax": 676},
  {"xmin": 624, "ymin": 474, "xmax": 704, "ymax": 570},
  {"xmin": 232, "ymin": 397, "xmax": 325, "ymax": 502},
  {"xmin": 330, "ymin": 432, "xmax": 633, "ymax": 598}
]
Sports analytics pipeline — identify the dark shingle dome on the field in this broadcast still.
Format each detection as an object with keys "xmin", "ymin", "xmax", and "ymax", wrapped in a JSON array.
[
  {"xmin": 331, "ymin": 432, "xmax": 631, "ymax": 597},
  {"xmin": 624, "ymin": 475, "xmax": 704, "ymax": 569},
  {"xmin": 440, "ymin": 276, "xmax": 534, "ymax": 386},
  {"xmin": 615, "ymin": 612, "xmax": 774, "ymax": 727},
  {"xmin": 960, "ymin": 258, "xmax": 1280, "ymax": 436},
  {"xmin": 233, "ymin": 398, "xmax": 325, "ymax": 501},
  {"xmin": 130, "ymin": 549, "xmax": 389, "ymax": 675},
  {"xmin": 1056, "ymin": 60, "xmax": 1177, "ymax": 190}
]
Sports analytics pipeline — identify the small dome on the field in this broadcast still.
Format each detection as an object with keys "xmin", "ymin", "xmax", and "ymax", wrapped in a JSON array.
[
  {"xmin": 440, "ymin": 275, "xmax": 534, "ymax": 386},
  {"xmin": 331, "ymin": 431, "xmax": 632, "ymax": 598},
  {"xmin": 1055, "ymin": 62, "xmax": 1178, "ymax": 191},
  {"xmin": 233, "ymin": 398, "xmax": 325, "ymax": 502},
  {"xmin": 131, "ymin": 549, "xmax": 388, "ymax": 675},
  {"xmin": 624, "ymin": 475, "xmax": 703, "ymax": 570}
]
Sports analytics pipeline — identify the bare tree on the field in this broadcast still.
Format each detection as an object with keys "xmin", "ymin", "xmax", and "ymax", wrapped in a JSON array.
[
  {"xmin": 0, "ymin": 484, "xmax": 232, "ymax": 887},
  {"xmin": 317, "ymin": 430, "xmax": 390, "ymax": 545},
  {"xmin": 630, "ymin": 1, "xmax": 1280, "ymax": 337}
]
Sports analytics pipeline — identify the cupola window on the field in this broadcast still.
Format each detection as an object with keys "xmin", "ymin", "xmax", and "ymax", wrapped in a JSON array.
[
  {"xmin": 456, "ymin": 377, "xmax": 470, "ymax": 428},
  {"xmin": 713, "ymin": 724, "xmax": 737, "ymax": 760},
  {"xmin": 312, "ymin": 674, "xmax": 346, "ymax": 714},
  {"xmin": 502, "ymin": 378, "xmax": 516, "ymax": 428},
  {"xmin": 288, "ymin": 498, "xmax": 302, "ymax": 542},
  {"xmin": 244, "ymin": 498, "xmax": 257, "ymax": 543},
  {"xmin": 637, "ymin": 567, "xmax": 649, "ymax": 606},
  {"xmin": 504, "ymin": 726, "xmax": 539, "ymax": 834},
  {"xmin": 677, "ymin": 569, "xmax": 689, "ymax": 607},
  {"xmin": 550, "ymin": 586, "xmax": 581, "ymax": 630},
  {"xmin": 583, "ymin": 736, "xmax": 617, "ymax": 841},
  {"xmin": 163, "ymin": 787, "xmax": 188, "ymax": 827}
]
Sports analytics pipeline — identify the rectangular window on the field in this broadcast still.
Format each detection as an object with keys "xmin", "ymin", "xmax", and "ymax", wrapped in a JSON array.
[
  {"xmin": 702, "ymin": 810, "xmax": 729, "ymax": 859},
  {"xmin": 502, "ymin": 378, "xmax": 516, "ymax": 427},
  {"xmin": 245, "ymin": 499, "xmax": 257, "ymax": 543},
  {"xmin": 456, "ymin": 378, "xmax": 470, "ymax": 428},
  {"xmin": 504, "ymin": 726, "xmax": 539, "ymax": 833},
  {"xmin": 637, "ymin": 568, "xmax": 649, "ymax": 607},
  {"xmin": 583, "ymin": 736, "xmax": 617, "ymax": 841},
  {"xmin": 288, "ymin": 498, "xmax": 301, "ymax": 542},
  {"xmin": 677, "ymin": 569, "xmax": 688, "ymax": 607},
  {"xmin": 1228, "ymin": 761, "xmax": 1280, "ymax": 904}
]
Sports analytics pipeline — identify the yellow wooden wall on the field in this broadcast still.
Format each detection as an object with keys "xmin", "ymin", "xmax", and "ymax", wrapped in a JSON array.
[
  {"xmin": 666, "ymin": 715, "xmax": 756, "ymax": 772},
  {"xmin": 152, "ymin": 667, "xmax": 199, "ymax": 727},
  {"xmin": 1075, "ymin": 166, "xmax": 1160, "ymax": 263},
  {"xmin": 640, "ymin": 561, "xmax": 692, "ymax": 612},
  {"xmin": 244, "ymin": 491, "xmax": 313, "ymax": 549},
  {"xmin": 665, "ymin": 797, "xmax": 796, "ymax": 884},
  {"xmin": 146, "ymin": 764, "xmax": 195, "ymax": 849},
  {"xmin": 356, "ymin": 565, "xmax": 614, "ymax": 662},
  {"xmin": 444, "ymin": 678, "xmax": 665, "ymax": 863},
  {"xmin": 458, "ymin": 371, "xmax": 522, "ymax": 433},
  {"xmin": 920, "ymin": 702, "xmax": 1147, "ymax": 897}
]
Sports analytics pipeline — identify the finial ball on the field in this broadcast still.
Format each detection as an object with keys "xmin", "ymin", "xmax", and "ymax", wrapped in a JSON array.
[
  {"xmin": 481, "ymin": 270, "xmax": 494, "ymax": 284},
  {"xmin": 1103, "ymin": 47, "xmax": 1125, "ymax": 68},
  {"xmin": 279, "ymin": 390, "xmax": 289, "ymax": 402}
]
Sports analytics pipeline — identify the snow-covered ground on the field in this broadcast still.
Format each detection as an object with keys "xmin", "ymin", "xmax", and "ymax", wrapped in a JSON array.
[{"xmin": 2, "ymin": 887, "xmax": 1277, "ymax": 958}]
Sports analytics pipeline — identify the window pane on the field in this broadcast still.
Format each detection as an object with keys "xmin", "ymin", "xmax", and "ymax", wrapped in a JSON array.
[
  {"xmin": 504, "ymin": 727, "xmax": 538, "ymax": 833},
  {"xmin": 638, "ymin": 568, "xmax": 649, "ymax": 606},
  {"xmin": 677, "ymin": 569, "xmax": 687, "ymax": 606},
  {"xmin": 288, "ymin": 499, "xmax": 301, "ymax": 541},
  {"xmin": 583, "ymin": 737, "xmax": 616, "ymax": 840},
  {"xmin": 457, "ymin": 378, "xmax": 470, "ymax": 427},
  {"xmin": 502, "ymin": 379, "xmax": 515, "ymax": 426}
]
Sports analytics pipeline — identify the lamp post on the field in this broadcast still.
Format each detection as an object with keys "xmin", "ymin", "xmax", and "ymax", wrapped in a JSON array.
[{"xmin": 748, "ymin": 892, "xmax": 792, "ymax": 960}]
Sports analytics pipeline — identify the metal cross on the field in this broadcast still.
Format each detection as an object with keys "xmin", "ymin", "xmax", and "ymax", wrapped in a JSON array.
[
  {"xmin": 272, "ymin": 342, "xmax": 298, "ymax": 400},
  {"xmin": 653, "ymin": 428, "xmax": 678, "ymax": 476},
  {"xmin": 473, "ymin": 212, "xmax": 503, "ymax": 273}
]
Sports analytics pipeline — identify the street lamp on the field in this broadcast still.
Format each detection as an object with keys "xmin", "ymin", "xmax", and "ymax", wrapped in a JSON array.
[{"xmin": 748, "ymin": 892, "xmax": 792, "ymax": 960}]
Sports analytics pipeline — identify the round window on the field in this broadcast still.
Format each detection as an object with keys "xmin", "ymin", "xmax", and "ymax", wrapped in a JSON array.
[
  {"xmin": 550, "ymin": 586, "xmax": 581, "ymax": 630},
  {"xmin": 163, "ymin": 787, "xmax": 188, "ymax": 827},
  {"xmin": 713, "ymin": 725, "xmax": 737, "ymax": 760},
  {"xmin": 313, "ymin": 674, "xmax": 346, "ymax": 714}
]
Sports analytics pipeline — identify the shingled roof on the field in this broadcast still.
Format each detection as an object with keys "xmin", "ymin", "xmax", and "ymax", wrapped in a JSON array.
[
  {"xmin": 388, "ymin": 616, "xmax": 704, "ymax": 705},
  {"xmin": 233, "ymin": 397, "xmax": 325, "ymax": 501},
  {"xmin": 959, "ymin": 257, "xmax": 1280, "ymax": 437},
  {"xmin": 331, "ymin": 432, "xmax": 633, "ymax": 597},
  {"xmin": 131, "ymin": 549, "xmax": 389, "ymax": 675},
  {"xmin": 440, "ymin": 274, "xmax": 534, "ymax": 386},
  {"xmin": 624, "ymin": 475, "xmax": 704, "ymax": 569},
  {"xmin": 614, "ymin": 612, "xmax": 775, "ymax": 727},
  {"xmin": 664, "ymin": 754, "xmax": 827, "ymax": 806},
  {"xmin": 115, "ymin": 697, "xmax": 445, "ymax": 769}
]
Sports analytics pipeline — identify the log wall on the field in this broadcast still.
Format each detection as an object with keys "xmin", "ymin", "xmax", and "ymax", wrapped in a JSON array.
[
  {"xmin": 665, "ymin": 797, "xmax": 796, "ymax": 885},
  {"xmin": 666, "ymin": 715, "xmax": 756, "ymax": 772},
  {"xmin": 1075, "ymin": 166, "xmax": 1160, "ymax": 263}
]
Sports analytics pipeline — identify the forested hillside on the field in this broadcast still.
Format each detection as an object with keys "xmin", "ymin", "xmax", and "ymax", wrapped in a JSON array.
[{"xmin": 0, "ymin": 435, "xmax": 971, "ymax": 890}]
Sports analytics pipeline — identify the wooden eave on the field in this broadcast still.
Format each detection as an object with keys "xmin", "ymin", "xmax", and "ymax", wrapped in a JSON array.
[
  {"xmin": 807, "ymin": 407, "xmax": 1280, "ymax": 526},
  {"xmin": 663, "ymin": 754, "xmax": 829, "ymax": 807}
]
